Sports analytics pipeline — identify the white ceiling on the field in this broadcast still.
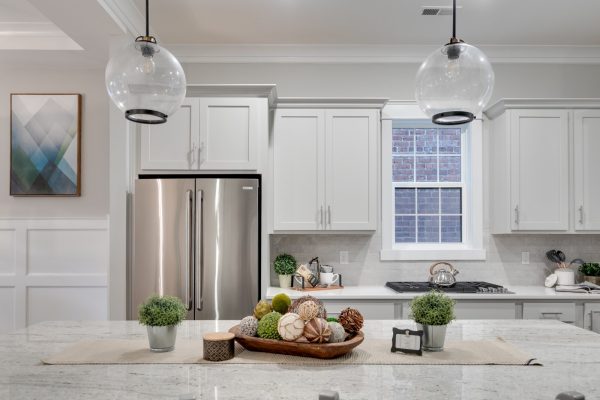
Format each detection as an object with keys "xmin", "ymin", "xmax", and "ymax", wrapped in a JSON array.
[{"xmin": 132, "ymin": 0, "xmax": 600, "ymax": 46}]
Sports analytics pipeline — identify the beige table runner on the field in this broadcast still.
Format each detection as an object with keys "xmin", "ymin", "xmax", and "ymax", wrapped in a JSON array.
[{"xmin": 42, "ymin": 337, "xmax": 540, "ymax": 366}]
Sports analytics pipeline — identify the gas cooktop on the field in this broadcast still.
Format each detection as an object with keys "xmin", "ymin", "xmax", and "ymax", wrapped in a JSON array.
[{"xmin": 385, "ymin": 281, "xmax": 513, "ymax": 294}]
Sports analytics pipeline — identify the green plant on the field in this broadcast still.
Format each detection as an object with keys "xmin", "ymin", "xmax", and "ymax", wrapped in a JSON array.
[
  {"xmin": 272, "ymin": 293, "xmax": 292, "ymax": 314},
  {"xmin": 410, "ymin": 291, "xmax": 455, "ymax": 326},
  {"xmin": 138, "ymin": 295, "xmax": 187, "ymax": 327},
  {"xmin": 580, "ymin": 262, "xmax": 600, "ymax": 277},
  {"xmin": 326, "ymin": 317, "xmax": 339, "ymax": 323},
  {"xmin": 273, "ymin": 253, "xmax": 297, "ymax": 275},
  {"xmin": 257, "ymin": 311, "xmax": 282, "ymax": 340}
]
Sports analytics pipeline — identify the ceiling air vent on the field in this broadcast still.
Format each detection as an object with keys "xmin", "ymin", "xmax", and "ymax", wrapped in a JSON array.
[{"xmin": 421, "ymin": 6, "xmax": 460, "ymax": 16}]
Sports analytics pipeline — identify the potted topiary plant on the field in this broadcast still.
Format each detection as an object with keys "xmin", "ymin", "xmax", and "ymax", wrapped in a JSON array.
[
  {"xmin": 580, "ymin": 262, "xmax": 600, "ymax": 285},
  {"xmin": 410, "ymin": 291, "xmax": 455, "ymax": 352},
  {"xmin": 138, "ymin": 295, "xmax": 187, "ymax": 352},
  {"xmin": 273, "ymin": 253, "xmax": 297, "ymax": 289}
]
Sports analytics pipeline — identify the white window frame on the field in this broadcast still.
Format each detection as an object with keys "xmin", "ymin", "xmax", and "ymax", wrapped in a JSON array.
[{"xmin": 380, "ymin": 101, "xmax": 485, "ymax": 261}]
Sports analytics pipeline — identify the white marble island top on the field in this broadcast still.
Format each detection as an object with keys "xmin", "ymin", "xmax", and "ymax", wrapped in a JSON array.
[
  {"xmin": 1, "ymin": 320, "xmax": 599, "ymax": 400},
  {"xmin": 266, "ymin": 285, "xmax": 600, "ymax": 300}
]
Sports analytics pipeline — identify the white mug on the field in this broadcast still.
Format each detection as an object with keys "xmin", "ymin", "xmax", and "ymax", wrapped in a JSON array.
[{"xmin": 319, "ymin": 272, "xmax": 340, "ymax": 286}]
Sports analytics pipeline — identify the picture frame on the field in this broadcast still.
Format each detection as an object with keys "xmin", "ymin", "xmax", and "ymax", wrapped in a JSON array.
[{"xmin": 10, "ymin": 93, "xmax": 82, "ymax": 196}]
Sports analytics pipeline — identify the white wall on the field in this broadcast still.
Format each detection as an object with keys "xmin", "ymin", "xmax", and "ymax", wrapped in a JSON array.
[
  {"xmin": 180, "ymin": 62, "xmax": 600, "ymax": 287},
  {"xmin": 0, "ymin": 67, "xmax": 109, "ymax": 333},
  {"xmin": 0, "ymin": 67, "xmax": 109, "ymax": 218}
]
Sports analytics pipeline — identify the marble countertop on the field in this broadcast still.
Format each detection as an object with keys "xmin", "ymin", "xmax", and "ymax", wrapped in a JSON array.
[
  {"xmin": 1, "ymin": 319, "xmax": 599, "ymax": 399},
  {"xmin": 266, "ymin": 285, "xmax": 600, "ymax": 300}
]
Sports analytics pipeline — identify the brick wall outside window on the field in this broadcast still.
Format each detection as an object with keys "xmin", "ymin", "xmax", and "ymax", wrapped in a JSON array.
[{"xmin": 392, "ymin": 127, "xmax": 463, "ymax": 244}]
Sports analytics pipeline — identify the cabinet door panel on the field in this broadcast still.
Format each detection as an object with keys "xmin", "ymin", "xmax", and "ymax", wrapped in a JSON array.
[
  {"xmin": 523, "ymin": 302, "xmax": 576, "ymax": 324},
  {"xmin": 199, "ymin": 98, "xmax": 258, "ymax": 170},
  {"xmin": 510, "ymin": 110, "xmax": 569, "ymax": 230},
  {"xmin": 140, "ymin": 98, "xmax": 199, "ymax": 170},
  {"xmin": 574, "ymin": 110, "xmax": 600, "ymax": 230},
  {"xmin": 325, "ymin": 109, "xmax": 378, "ymax": 230},
  {"xmin": 273, "ymin": 109, "xmax": 325, "ymax": 230},
  {"xmin": 584, "ymin": 303, "xmax": 600, "ymax": 333},
  {"xmin": 322, "ymin": 301, "xmax": 395, "ymax": 320}
]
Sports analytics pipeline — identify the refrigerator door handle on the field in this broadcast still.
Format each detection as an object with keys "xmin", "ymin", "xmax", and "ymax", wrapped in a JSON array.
[
  {"xmin": 196, "ymin": 190, "xmax": 204, "ymax": 311},
  {"xmin": 184, "ymin": 189, "xmax": 193, "ymax": 311}
]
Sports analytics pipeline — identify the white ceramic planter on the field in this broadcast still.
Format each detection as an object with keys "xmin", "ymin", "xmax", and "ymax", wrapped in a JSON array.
[{"xmin": 278, "ymin": 274, "xmax": 292, "ymax": 288}]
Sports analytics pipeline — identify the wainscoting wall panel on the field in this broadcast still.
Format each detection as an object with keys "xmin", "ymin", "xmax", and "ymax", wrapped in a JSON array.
[{"xmin": 0, "ymin": 219, "xmax": 108, "ymax": 334}]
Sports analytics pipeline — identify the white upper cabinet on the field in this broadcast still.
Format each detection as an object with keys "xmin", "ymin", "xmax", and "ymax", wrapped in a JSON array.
[
  {"xmin": 140, "ymin": 97, "xmax": 262, "ymax": 171},
  {"xmin": 487, "ymin": 99, "xmax": 600, "ymax": 234},
  {"xmin": 510, "ymin": 109, "xmax": 569, "ymax": 231},
  {"xmin": 574, "ymin": 110, "xmax": 600, "ymax": 231},
  {"xmin": 140, "ymin": 98, "xmax": 200, "ymax": 170},
  {"xmin": 273, "ymin": 104, "xmax": 380, "ymax": 232},
  {"xmin": 325, "ymin": 109, "xmax": 378, "ymax": 230},
  {"xmin": 273, "ymin": 109, "xmax": 325, "ymax": 231},
  {"xmin": 199, "ymin": 98, "xmax": 259, "ymax": 170}
]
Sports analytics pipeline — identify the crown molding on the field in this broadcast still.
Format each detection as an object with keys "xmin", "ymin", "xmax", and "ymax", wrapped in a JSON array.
[
  {"xmin": 96, "ymin": 0, "xmax": 145, "ymax": 37},
  {"xmin": 170, "ymin": 44, "xmax": 600, "ymax": 65},
  {"xmin": 186, "ymin": 84, "xmax": 278, "ymax": 106},
  {"xmin": 485, "ymin": 98, "xmax": 600, "ymax": 119},
  {"xmin": 275, "ymin": 97, "xmax": 388, "ymax": 109}
]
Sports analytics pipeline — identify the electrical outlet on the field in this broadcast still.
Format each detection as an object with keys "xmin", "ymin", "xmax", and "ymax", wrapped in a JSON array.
[
  {"xmin": 339, "ymin": 251, "xmax": 349, "ymax": 265},
  {"xmin": 521, "ymin": 251, "xmax": 530, "ymax": 265}
]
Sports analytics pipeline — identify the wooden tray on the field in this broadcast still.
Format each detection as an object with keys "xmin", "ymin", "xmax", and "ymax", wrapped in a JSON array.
[{"xmin": 228, "ymin": 325, "xmax": 364, "ymax": 359}]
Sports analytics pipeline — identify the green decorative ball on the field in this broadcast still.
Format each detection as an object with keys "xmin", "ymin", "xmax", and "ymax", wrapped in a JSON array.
[
  {"xmin": 272, "ymin": 293, "xmax": 292, "ymax": 314},
  {"xmin": 253, "ymin": 300, "xmax": 272, "ymax": 320},
  {"xmin": 257, "ymin": 311, "xmax": 283, "ymax": 340},
  {"xmin": 326, "ymin": 317, "xmax": 339, "ymax": 323}
]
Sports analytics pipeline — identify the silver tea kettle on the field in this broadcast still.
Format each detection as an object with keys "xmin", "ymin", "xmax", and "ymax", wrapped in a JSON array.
[{"xmin": 429, "ymin": 262, "xmax": 459, "ymax": 287}]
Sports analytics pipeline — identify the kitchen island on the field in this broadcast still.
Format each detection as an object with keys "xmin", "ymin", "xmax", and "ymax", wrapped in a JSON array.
[{"xmin": 1, "ymin": 320, "xmax": 598, "ymax": 400}]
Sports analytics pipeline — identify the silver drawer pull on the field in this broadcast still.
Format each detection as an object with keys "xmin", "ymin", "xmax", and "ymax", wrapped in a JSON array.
[{"xmin": 541, "ymin": 312, "xmax": 563, "ymax": 320}]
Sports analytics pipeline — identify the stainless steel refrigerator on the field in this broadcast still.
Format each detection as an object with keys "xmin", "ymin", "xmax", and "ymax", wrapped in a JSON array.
[{"xmin": 129, "ymin": 177, "xmax": 260, "ymax": 320}]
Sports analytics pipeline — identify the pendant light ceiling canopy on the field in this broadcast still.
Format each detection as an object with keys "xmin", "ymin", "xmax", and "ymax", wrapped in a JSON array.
[
  {"xmin": 105, "ymin": 0, "xmax": 186, "ymax": 124},
  {"xmin": 415, "ymin": 0, "xmax": 494, "ymax": 125}
]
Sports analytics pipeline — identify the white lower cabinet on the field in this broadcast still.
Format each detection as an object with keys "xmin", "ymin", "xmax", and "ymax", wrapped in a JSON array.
[
  {"xmin": 322, "ymin": 301, "xmax": 395, "ymax": 320},
  {"xmin": 522, "ymin": 302, "xmax": 577, "ymax": 325},
  {"xmin": 453, "ymin": 302, "xmax": 516, "ymax": 319},
  {"xmin": 584, "ymin": 303, "xmax": 600, "ymax": 333}
]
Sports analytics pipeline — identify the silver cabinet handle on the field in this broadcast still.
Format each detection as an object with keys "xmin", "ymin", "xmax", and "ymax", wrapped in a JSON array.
[
  {"xmin": 579, "ymin": 206, "xmax": 584, "ymax": 225},
  {"xmin": 591, "ymin": 311, "xmax": 600, "ymax": 332},
  {"xmin": 319, "ymin": 206, "xmax": 324, "ymax": 227},
  {"xmin": 540, "ymin": 312, "xmax": 562, "ymax": 320},
  {"xmin": 328, "ymin": 205, "xmax": 332, "ymax": 227},
  {"xmin": 199, "ymin": 141, "xmax": 205, "ymax": 166},
  {"xmin": 196, "ymin": 190, "xmax": 204, "ymax": 311},
  {"xmin": 514, "ymin": 205, "xmax": 519, "ymax": 224},
  {"xmin": 184, "ymin": 190, "xmax": 193, "ymax": 311}
]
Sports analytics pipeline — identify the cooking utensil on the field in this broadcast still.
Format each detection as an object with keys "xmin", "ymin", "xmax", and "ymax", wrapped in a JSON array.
[
  {"xmin": 546, "ymin": 250, "xmax": 561, "ymax": 263},
  {"xmin": 429, "ymin": 262, "xmax": 459, "ymax": 287}
]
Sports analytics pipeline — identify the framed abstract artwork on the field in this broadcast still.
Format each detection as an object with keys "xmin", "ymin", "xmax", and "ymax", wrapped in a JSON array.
[{"xmin": 10, "ymin": 94, "xmax": 82, "ymax": 196}]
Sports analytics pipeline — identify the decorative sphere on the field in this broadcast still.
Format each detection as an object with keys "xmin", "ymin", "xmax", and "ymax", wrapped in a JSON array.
[
  {"xmin": 289, "ymin": 296, "xmax": 327, "ymax": 318},
  {"xmin": 272, "ymin": 293, "xmax": 292, "ymax": 314},
  {"xmin": 339, "ymin": 307, "xmax": 364, "ymax": 334},
  {"xmin": 297, "ymin": 301, "xmax": 320, "ymax": 321},
  {"xmin": 303, "ymin": 318, "xmax": 331, "ymax": 344},
  {"xmin": 277, "ymin": 313, "xmax": 305, "ymax": 341},
  {"xmin": 257, "ymin": 312, "xmax": 282, "ymax": 340},
  {"xmin": 415, "ymin": 42, "xmax": 494, "ymax": 124},
  {"xmin": 328, "ymin": 322, "xmax": 346, "ymax": 343},
  {"xmin": 253, "ymin": 300, "xmax": 272, "ymax": 320},
  {"xmin": 239, "ymin": 316, "xmax": 258, "ymax": 337}
]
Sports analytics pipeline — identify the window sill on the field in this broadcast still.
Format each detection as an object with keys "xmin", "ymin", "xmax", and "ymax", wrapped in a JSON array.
[{"xmin": 380, "ymin": 247, "xmax": 486, "ymax": 261}]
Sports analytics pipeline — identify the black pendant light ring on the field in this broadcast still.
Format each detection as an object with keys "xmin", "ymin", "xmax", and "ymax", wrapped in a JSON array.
[
  {"xmin": 125, "ymin": 109, "xmax": 168, "ymax": 124},
  {"xmin": 432, "ymin": 111, "xmax": 474, "ymax": 125}
]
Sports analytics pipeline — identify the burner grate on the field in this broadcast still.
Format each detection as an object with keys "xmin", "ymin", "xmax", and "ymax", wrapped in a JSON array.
[{"xmin": 385, "ymin": 281, "xmax": 511, "ymax": 294}]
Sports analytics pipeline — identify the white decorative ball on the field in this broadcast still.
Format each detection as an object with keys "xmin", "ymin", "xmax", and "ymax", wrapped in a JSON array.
[
  {"xmin": 239, "ymin": 316, "xmax": 258, "ymax": 336},
  {"xmin": 277, "ymin": 313, "xmax": 305, "ymax": 341},
  {"xmin": 328, "ymin": 322, "xmax": 346, "ymax": 343}
]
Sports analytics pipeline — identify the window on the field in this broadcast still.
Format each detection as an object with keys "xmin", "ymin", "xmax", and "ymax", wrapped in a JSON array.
[
  {"xmin": 380, "ymin": 103, "xmax": 485, "ymax": 261},
  {"xmin": 393, "ymin": 126, "xmax": 465, "ymax": 244}
]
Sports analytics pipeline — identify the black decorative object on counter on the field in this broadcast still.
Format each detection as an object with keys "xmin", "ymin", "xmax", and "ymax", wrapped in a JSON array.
[{"xmin": 391, "ymin": 327, "xmax": 423, "ymax": 356}]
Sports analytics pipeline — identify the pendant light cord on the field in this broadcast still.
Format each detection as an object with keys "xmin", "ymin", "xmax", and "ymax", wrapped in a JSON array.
[
  {"xmin": 145, "ymin": 0, "xmax": 150, "ymax": 37},
  {"xmin": 452, "ymin": 0, "xmax": 456, "ymax": 39}
]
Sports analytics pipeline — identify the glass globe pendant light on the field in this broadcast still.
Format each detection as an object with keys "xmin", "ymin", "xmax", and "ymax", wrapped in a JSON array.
[
  {"xmin": 105, "ymin": 0, "xmax": 186, "ymax": 124},
  {"xmin": 415, "ymin": 0, "xmax": 494, "ymax": 125}
]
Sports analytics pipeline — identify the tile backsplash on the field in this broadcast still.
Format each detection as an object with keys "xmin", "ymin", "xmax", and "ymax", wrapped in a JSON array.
[{"xmin": 270, "ymin": 232, "xmax": 600, "ymax": 287}]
